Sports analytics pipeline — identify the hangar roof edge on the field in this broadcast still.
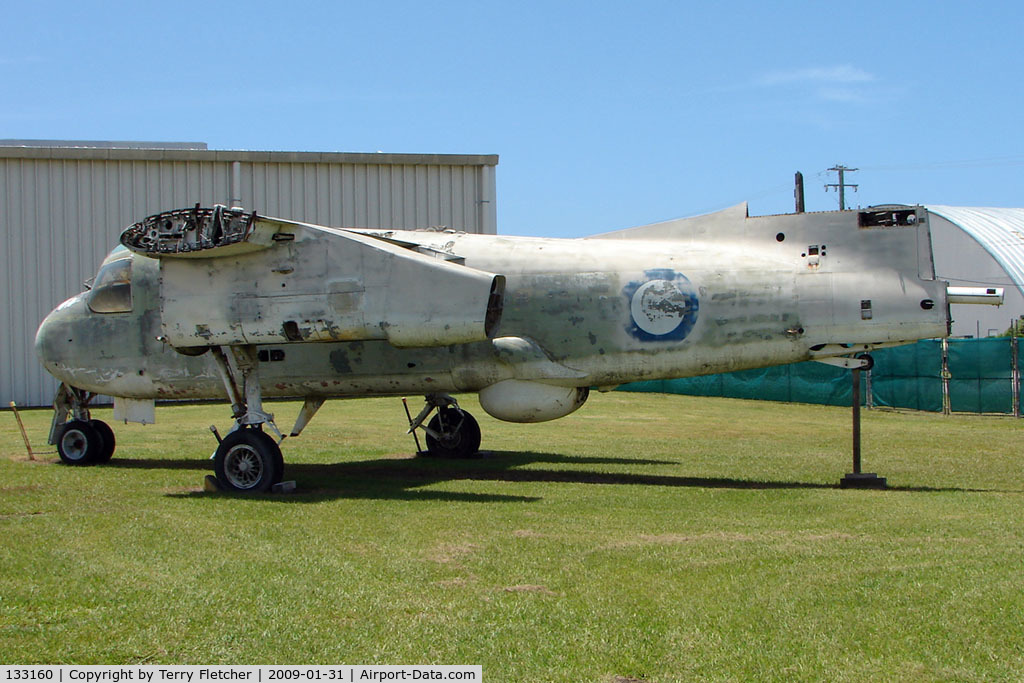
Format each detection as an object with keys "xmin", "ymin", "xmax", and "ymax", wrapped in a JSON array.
[{"xmin": 0, "ymin": 143, "xmax": 498, "ymax": 166}]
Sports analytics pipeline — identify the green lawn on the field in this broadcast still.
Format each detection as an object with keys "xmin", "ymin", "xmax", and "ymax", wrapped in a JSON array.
[{"xmin": 2, "ymin": 393, "xmax": 1023, "ymax": 681}]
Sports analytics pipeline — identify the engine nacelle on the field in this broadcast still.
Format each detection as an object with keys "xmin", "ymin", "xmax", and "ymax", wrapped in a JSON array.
[{"xmin": 478, "ymin": 379, "xmax": 589, "ymax": 423}]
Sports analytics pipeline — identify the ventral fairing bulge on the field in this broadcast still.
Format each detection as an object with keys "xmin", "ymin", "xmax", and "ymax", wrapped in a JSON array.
[{"xmin": 37, "ymin": 202, "xmax": 973, "ymax": 491}]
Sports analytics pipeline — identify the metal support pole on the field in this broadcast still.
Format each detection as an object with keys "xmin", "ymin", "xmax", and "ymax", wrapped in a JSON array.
[
  {"xmin": 1012, "ymin": 335, "xmax": 1020, "ymax": 418},
  {"xmin": 231, "ymin": 161, "xmax": 242, "ymax": 208},
  {"xmin": 941, "ymin": 338, "xmax": 952, "ymax": 415},
  {"xmin": 865, "ymin": 367, "xmax": 873, "ymax": 410},
  {"xmin": 852, "ymin": 368, "xmax": 861, "ymax": 474},
  {"xmin": 402, "ymin": 398, "xmax": 423, "ymax": 454},
  {"xmin": 841, "ymin": 367, "xmax": 886, "ymax": 489}
]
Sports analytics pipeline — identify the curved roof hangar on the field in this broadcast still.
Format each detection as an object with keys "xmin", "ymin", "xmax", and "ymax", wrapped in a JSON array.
[{"xmin": 927, "ymin": 205, "xmax": 1024, "ymax": 296}]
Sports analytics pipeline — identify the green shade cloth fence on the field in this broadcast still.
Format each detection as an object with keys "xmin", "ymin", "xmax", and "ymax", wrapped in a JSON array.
[{"xmin": 620, "ymin": 338, "xmax": 1022, "ymax": 414}]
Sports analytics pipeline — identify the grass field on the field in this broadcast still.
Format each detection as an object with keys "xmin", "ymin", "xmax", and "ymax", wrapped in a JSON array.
[{"xmin": 2, "ymin": 392, "xmax": 1023, "ymax": 681}]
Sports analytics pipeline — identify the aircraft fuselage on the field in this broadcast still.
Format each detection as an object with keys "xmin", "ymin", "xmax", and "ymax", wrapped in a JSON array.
[{"xmin": 36, "ymin": 205, "xmax": 948, "ymax": 408}]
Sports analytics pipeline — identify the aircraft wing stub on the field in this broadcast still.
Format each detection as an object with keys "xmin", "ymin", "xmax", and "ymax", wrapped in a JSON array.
[{"xmin": 124, "ymin": 207, "xmax": 508, "ymax": 349}]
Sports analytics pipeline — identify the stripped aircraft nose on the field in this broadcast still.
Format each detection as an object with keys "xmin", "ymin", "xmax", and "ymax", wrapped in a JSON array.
[
  {"xmin": 35, "ymin": 294, "xmax": 87, "ymax": 387},
  {"xmin": 35, "ymin": 292, "xmax": 151, "ymax": 397}
]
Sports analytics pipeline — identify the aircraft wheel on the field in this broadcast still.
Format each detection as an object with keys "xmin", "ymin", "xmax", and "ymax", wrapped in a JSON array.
[
  {"xmin": 56, "ymin": 420, "xmax": 103, "ymax": 465},
  {"xmin": 90, "ymin": 420, "xmax": 116, "ymax": 463},
  {"xmin": 857, "ymin": 353, "xmax": 875, "ymax": 370},
  {"xmin": 214, "ymin": 429, "xmax": 282, "ymax": 493},
  {"xmin": 425, "ymin": 407, "xmax": 481, "ymax": 459}
]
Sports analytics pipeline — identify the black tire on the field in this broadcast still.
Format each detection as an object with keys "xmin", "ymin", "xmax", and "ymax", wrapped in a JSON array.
[
  {"xmin": 90, "ymin": 420, "xmax": 116, "ymax": 463},
  {"xmin": 213, "ymin": 429, "xmax": 282, "ymax": 493},
  {"xmin": 425, "ymin": 407, "xmax": 481, "ymax": 459},
  {"xmin": 272, "ymin": 449, "xmax": 285, "ymax": 485},
  {"xmin": 56, "ymin": 420, "xmax": 103, "ymax": 465}
]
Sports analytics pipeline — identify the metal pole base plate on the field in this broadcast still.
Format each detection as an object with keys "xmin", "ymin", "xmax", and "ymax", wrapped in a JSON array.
[{"xmin": 840, "ymin": 472, "xmax": 888, "ymax": 489}]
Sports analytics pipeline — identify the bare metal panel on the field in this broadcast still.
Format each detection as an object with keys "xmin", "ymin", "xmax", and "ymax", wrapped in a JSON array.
[{"xmin": 0, "ymin": 146, "xmax": 498, "ymax": 406}]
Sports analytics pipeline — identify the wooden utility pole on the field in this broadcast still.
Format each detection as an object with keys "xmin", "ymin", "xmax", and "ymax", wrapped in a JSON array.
[{"xmin": 825, "ymin": 164, "xmax": 858, "ymax": 210}]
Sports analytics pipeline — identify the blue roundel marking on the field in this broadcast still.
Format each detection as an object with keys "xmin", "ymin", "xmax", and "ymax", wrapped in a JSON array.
[{"xmin": 623, "ymin": 269, "xmax": 699, "ymax": 342}]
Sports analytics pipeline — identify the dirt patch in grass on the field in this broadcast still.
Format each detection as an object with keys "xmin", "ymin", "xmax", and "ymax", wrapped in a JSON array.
[
  {"xmin": 502, "ymin": 584, "xmax": 558, "ymax": 596},
  {"xmin": 602, "ymin": 530, "xmax": 863, "ymax": 550},
  {"xmin": 0, "ymin": 484, "xmax": 47, "ymax": 493},
  {"xmin": 427, "ymin": 542, "xmax": 480, "ymax": 566},
  {"xmin": 512, "ymin": 529, "xmax": 544, "ymax": 538},
  {"xmin": 435, "ymin": 576, "xmax": 474, "ymax": 588},
  {"xmin": 638, "ymin": 532, "xmax": 763, "ymax": 544}
]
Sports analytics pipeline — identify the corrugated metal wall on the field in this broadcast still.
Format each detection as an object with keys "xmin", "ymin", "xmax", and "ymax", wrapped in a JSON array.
[
  {"xmin": 247, "ymin": 162, "xmax": 492, "ymax": 231},
  {"xmin": 0, "ymin": 146, "xmax": 498, "ymax": 407}
]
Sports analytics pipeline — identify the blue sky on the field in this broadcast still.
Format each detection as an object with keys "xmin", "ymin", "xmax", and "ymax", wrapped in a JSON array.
[{"xmin": 3, "ymin": 1, "xmax": 1022, "ymax": 237}]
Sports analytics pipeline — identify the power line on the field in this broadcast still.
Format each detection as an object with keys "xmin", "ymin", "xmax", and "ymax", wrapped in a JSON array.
[{"xmin": 860, "ymin": 154, "xmax": 1024, "ymax": 172}]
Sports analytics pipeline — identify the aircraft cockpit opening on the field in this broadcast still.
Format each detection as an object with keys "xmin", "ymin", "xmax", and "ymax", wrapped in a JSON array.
[{"xmin": 87, "ymin": 257, "xmax": 133, "ymax": 314}]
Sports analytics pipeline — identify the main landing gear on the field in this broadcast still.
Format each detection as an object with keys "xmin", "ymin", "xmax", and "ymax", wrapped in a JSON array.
[
  {"xmin": 209, "ymin": 345, "xmax": 288, "ymax": 493},
  {"xmin": 405, "ymin": 393, "xmax": 482, "ymax": 459},
  {"xmin": 49, "ymin": 384, "xmax": 116, "ymax": 465}
]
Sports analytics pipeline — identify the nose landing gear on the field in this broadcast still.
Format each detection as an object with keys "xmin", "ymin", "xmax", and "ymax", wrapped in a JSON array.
[{"xmin": 50, "ymin": 384, "xmax": 116, "ymax": 465}]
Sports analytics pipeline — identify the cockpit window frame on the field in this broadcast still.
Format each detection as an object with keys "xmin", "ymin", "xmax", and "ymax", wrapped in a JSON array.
[{"xmin": 87, "ymin": 257, "xmax": 134, "ymax": 314}]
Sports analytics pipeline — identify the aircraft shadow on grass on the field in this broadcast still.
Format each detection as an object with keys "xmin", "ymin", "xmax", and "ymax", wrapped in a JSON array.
[{"xmin": 101, "ymin": 450, "xmax": 1002, "ymax": 501}]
